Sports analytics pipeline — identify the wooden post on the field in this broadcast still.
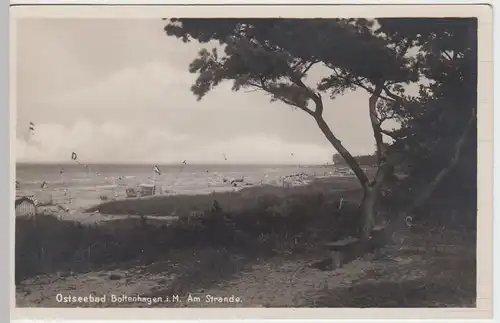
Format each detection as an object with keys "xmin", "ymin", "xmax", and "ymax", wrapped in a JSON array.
[{"xmin": 152, "ymin": 169, "xmax": 157, "ymax": 195}]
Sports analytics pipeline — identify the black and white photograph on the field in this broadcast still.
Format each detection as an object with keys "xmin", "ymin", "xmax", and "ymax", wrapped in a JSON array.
[{"xmin": 12, "ymin": 4, "xmax": 492, "ymax": 316}]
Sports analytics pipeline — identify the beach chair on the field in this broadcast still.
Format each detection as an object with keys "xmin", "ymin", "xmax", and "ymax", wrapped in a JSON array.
[
  {"xmin": 15, "ymin": 196, "xmax": 38, "ymax": 216},
  {"xmin": 126, "ymin": 187, "xmax": 138, "ymax": 198},
  {"xmin": 139, "ymin": 184, "xmax": 155, "ymax": 197}
]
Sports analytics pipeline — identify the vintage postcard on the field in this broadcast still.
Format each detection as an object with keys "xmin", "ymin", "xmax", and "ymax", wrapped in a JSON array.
[{"xmin": 10, "ymin": 3, "xmax": 493, "ymax": 321}]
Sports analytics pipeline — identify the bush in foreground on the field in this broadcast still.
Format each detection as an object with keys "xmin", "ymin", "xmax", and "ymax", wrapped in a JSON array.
[{"xmin": 16, "ymin": 189, "xmax": 363, "ymax": 283}]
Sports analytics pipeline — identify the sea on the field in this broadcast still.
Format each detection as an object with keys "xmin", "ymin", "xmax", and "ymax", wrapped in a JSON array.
[{"xmin": 16, "ymin": 163, "xmax": 341, "ymax": 211}]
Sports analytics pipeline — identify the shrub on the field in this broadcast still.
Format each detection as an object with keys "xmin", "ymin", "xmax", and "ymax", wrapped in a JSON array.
[{"xmin": 16, "ymin": 185, "xmax": 363, "ymax": 282}]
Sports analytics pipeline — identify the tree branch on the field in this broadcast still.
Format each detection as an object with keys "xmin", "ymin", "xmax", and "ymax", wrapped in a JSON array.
[
  {"xmin": 354, "ymin": 77, "xmax": 397, "ymax": 102},
  {"xmin": 353, "ymin": 77, "xmax": 374, "ymax": 93},
  {"xmin": 380, "ymin": 128, "xmax": 399, "ymax": 141},
  {"xmin": 282, "ymin": 66, "xmax": 370, "ymax": 188},
  {"xmin": 300, "ymin": 61, "xmax": 318, "ymax": 78},
  {"xmin": 378, "ymin": 109, "xmax": 397, "ymax": 124},
  {"xmin": 382, "ymin": 85, "xmax": 405, "ymax": 104},
  {"xmin": 286, "ymin": 68, "xmax": 323, "ymax": 116},
  {"xmin": 248, "ymin": 79, "xmax": 315, "ymax": 116}
]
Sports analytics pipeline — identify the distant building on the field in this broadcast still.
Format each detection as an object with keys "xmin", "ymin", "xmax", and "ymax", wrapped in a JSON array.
[{"xmin": 15, "ymin": 196, "xmax": 38, "ymax": 216}]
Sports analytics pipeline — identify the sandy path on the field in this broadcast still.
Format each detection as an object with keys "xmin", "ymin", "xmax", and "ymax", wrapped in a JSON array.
[
  {"xmin": 16, "ymin": 255, "xmax": 380, "ymax": 307},
  {"xmin": 16, "ymin": 226, "xmax": 476, "ymax": 308},
  {"xmin": 17, "ymin": 239, "xmax": 471, "ymax": 308}
]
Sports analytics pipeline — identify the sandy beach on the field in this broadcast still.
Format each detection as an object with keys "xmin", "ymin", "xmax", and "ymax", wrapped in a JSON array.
[{"xmin": 15, "ymin": 174, "xmax": 476, "ymax": 308}]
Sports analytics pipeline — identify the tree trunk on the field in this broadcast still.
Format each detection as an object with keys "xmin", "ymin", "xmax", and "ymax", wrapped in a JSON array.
[
  {"xmin": 359, "ymin": 187, "xmax": 378, "ymax": 240},
  {"xmin": 314, "ymin": 116, "xmax": 369, "ymax": 188},
  {"xmin": 354, "ymin": 82, "xmax": 387, "ymax": 240},
  {"xmin": 369, "ymin": 83, "xmax": 385, "ymax": 163},
  {"xmin": 310, "ymin": 94, "xmax": 381, "ymax": 241}
]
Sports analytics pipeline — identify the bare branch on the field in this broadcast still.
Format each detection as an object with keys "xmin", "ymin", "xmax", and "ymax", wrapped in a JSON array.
[
  {"xmin": 353, "ymin": 77, "xmax": 398, "ymax": 102},
  {"xmin": 247, "ymin": 80, "xmax": 266, "ymax": 91},
  {"xmin": 300, "ymin": 61, "xmax": 318, "ymax": 78},
  {"xmin": 353, "ymin": 77, "xmax": 375, "ymax": 93},
  {"xmin": 382, "ymin": 85, "xmax": 405, "ymax": 104},
  {"xmin": 248, "ymin": 79, "xmax": 315, "ymax": 116}
]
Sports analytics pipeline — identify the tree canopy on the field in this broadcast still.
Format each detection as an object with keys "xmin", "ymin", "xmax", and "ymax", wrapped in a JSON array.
[{"xmin": 164, "ymin": 17, "xmax": 477, "ymax": 229}]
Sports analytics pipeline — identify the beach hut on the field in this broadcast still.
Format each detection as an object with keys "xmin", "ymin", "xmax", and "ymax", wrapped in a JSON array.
[
  {"xmin": 139, "ymin": 184, "xmax": 156, "ymax": 197},
  {"xmin": 15, "ymin": 195, "xmax": 38, "ymax": 216}
]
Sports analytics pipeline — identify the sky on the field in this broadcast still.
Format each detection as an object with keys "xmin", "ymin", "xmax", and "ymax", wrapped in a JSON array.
[{"xmin": 15, "ymin": 18, "xmax": 398, "ymax": 165}]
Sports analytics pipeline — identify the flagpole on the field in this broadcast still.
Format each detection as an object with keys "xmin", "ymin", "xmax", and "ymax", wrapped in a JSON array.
[{"xmin": 152, "ymin": 166, "xmax": 157, "ymax": 195}]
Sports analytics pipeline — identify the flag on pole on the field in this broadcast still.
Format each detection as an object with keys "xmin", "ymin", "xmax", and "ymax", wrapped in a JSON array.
[
  {"xmin": 153, "ymin": 165, "xmax": 162, "ymax": 175},
  {"xmin": 27, "ymin": 122, "xmax": 35, "ymax": 142}
]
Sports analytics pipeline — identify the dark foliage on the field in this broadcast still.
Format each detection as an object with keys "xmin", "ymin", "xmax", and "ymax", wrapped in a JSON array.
[{"xmin": 163, "ymin": 18, "xmax": 478, "ymax": 228}]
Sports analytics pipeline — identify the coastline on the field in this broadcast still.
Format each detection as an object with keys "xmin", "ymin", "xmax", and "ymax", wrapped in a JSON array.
[{"xmin": 31, "ymin": 174, "xmax": 361, "ymax": 225}]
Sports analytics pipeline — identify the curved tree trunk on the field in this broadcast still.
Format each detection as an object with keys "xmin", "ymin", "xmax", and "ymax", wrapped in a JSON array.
[
  {"xmin": 314, "ymin": 116, "xmax": 369, "ymax": 189},
  {"xmin": 303, "ymin": 83, "xmax": 386, "ymax": 241},
  {"xmin": 358, "ymin": 83, "xmax": 386, "ymax": 239},
  {"xmin": 311, "ymin": 100, "xmax": 379, "ymax": 240}
]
